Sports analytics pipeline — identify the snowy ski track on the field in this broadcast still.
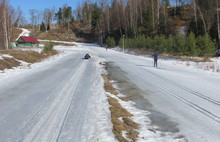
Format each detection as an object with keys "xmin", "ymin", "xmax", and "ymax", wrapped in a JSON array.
[
  {"xmin": 23, "ymin": 62, "xmax": 87, "ymax": 142},
  {"xmin": 137, "ymin": 67, "xmax": 220, "ymax": 123},
  {"xmin": 88, "ymin": 44, "xmax": 220, "ymax": 142},
  {"xmin": 1, "ymin": 42, "xmax": 220, "ymax": 142},
  {"xmin": 0, "ymin": 51, "xmax": 103, "ymax": 142}
]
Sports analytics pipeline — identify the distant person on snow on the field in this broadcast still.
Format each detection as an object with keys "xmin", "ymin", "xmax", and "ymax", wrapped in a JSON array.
[
  {"xmin": 152, "ymin": 51, "xmax": 159, "ymax": 67},
  {"xmin": 84, "ymin": 53, "xmax": 91, "ymax": 59}
]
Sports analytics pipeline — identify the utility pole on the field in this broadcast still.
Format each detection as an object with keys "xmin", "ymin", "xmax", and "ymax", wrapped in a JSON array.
[
  {"xmin": 217, "ymin": 0, "xmax": 220, "ymax": 48},
  {"xmin": 123, "ymin": 35, "xmax": 125, "ymax": 53}
]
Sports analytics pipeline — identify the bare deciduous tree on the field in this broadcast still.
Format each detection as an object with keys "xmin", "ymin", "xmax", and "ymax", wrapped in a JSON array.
[
  {"xmin": 0, "ymin": 0, "xmax": 13, "ymax": 50},
  {"xmin": 217, "ymin": 0, "xmax": 220, "ymax": 46},
  {"xmin": 193, "ymin": 0, "xmax": 198, "ymax": 34},
  {"xmin": 29, "ymin": 9, "xmax": 38, "ymax": 31}
]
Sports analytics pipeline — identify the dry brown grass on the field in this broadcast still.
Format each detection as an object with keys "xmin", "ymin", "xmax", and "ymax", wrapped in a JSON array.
[
  {"xmin": 108, "ymin": 96, "xmax": 139, "ymax": 142},
  {"xmin": 0, "ymin": 49, "xmax": 58, "ymax": 70},
  {"xmin": 0, "ymin": 57, "xmax": 20, "ymax": 70},
  {"xmin": 102, "ymin": 74, "xmax": 118, "ymax": 95},
  {"xmin": 120, "ymin": 97, "xmax": 130, "ymax": 102},
  {"xmin": 40, "ymin": 41, "xmax": 76, "ymax": 46},
  {"xmin": 108, "ymin": 97, "xmax": 133, "ymax": 118},
  {"xmin": 11, "ymin": 28, "xmax": 23, "ymax": 42},
  {"xmin": 2, "ymin": 50, "xmax": 46, "ymax": 63},
  {"xmin": 31, "ymin": 29, "xmax": 76, "ymax": 42},
  {"xmin": 102, "ymin": 74, "xmax": 139, "ymax": 142}
]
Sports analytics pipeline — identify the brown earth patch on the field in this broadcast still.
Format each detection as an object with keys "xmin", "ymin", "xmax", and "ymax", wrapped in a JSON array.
[
  {"xmin": 102, "ymin": 74, "xmax": 139, "ymax": 142},
  {"xmin": 40, "ymin": 41, "xmax": 76, "ymax": 47},
  {"xmin": 0, "ymin": 50, "xmax": 58, "ymax": 70},
  {"xmin": 102, "ymin": 74, "xmax": 118, "ymax": 95},
  {"xmin": 31, "ymin": 29, "xmax": 76, "ymax": 42},
  {"xmin": 3, "ymin": 50, "xmax": 46, "ymax": 63},
  {"xmin": 0, "ymin": 57, "xmax": 21, "ymax": 70},
  {"xmin": 11, "ymin": 28, "xmax": 23, "ymax": 42}
]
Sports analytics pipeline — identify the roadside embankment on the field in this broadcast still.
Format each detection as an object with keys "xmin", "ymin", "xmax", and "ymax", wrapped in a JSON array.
[{"xmin": 0, "ymin": 49, "xmax": 58, "ymax": 71}]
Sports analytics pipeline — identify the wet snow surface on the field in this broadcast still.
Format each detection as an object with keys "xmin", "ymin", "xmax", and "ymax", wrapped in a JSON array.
[{"xmin": 0, "ymin": 42, "xmax": 220, "ymax": 142}]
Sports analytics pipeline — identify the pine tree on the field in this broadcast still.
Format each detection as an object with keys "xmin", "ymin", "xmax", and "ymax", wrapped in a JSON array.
[
  {"xmin": 187, "ymin": 32, "xmax": 197, "ymax": 56},
  {"xmin": 175, "ymin": 33, "xmax": 186, "ymax": 56},
  {"xmin": 106, "ymin": 37, "xmax": 115, "ymax": 48},
  {"xmin": 142, "ymin": 6, "xmax": 153, "ymax": 36},
  {"xmin": 197, "ymin": 34, "xmax": 216, "ymax": 57},
  {"xmin": 47, "ymin": 24, "xmax": 50, "ymax": 31},
  {"xmin": 166, "ymin": 35, "xmax": 175, "ymax": 54},
  {"xmin": 82, "ymin": 2, "xmax": 90, "ymax": 26},
  {"xmin": 91, "ymin": 3, "xmax": 101, "ymax": 31},
  {"xmin": 55, "ymin": 8, "xmax": 63, "ymax": 26},
  {"xmin": 40, "ymin": 22, "xmax": 46, "ymax": 32}
]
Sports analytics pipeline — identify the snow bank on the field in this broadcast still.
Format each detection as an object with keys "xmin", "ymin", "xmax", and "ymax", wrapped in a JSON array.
[
  {"xmin": 16, "ymin": 28, "xmax": 31, "ymax": 40},
  {"xmin": 0, "ymin": 50, "xmax": 66, "ymax": 79},
  {"xmin": 112, "ymin": 47, "xmax": 220, "ymax": 73},
  {"xmin": 107, "ymin": 93, "xmax": 186, "ymax": 142},
  {"xmin": 82, "ymin": 57, "xmax": 117, "ymax": 142}
]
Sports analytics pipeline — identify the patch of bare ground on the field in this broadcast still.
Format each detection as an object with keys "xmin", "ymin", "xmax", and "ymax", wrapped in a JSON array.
[
  {"xmin": 0, "ymin": 50, "xmax": 58, "ymax": 70},
  {"xmin": 31, "ymin": 28, "xmax": 76, "ymax": 42},
  {"xmin": 0, "ymin": 57, "xmax": 20, "ymax": 70},
  {"xmin": 12, "ymin": 28, "xmax": 23, "ymax": 41},
  {"xmin": 102, "ymin": 74, "xmax": 139, "ymax": 142},
  {"xmin": 40, "ymin": 41, "xmax": 76, "ymax": 46},
  {"xmin": 102, "ymin": 74, "xmax": 118, "ymax": 95}
]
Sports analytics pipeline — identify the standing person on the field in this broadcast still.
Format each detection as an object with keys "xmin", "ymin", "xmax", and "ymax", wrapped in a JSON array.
[{"xmin": 152, "ymin": 51, "xmax": 159, "ymax": 67}]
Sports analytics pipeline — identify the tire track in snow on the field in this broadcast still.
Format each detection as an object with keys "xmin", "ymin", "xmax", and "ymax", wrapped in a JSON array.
[
  {"xmin": 22, "ymin": 61, "xmax": 87, "ymax": 142},
  {"xmin": 136, "ymin": 67, "xmax": 220, "ymax": 124}
]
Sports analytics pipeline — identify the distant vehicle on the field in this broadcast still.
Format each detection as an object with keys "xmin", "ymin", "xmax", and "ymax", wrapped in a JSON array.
[{"xmin": 215, "ymin": 49, "xmax": 220, "ymax": 56}]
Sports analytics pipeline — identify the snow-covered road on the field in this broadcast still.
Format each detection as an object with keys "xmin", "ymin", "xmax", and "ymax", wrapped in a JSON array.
[
  {"xmin": 86, "ymin": 44, "xmax": 220, "ymax": 142},
  {"xmin": 1, "ymin": 42, "xmax": 220, "ymax": 142},
  {"xmin": 0, "ymin": 48, "xmax": 115, "ymax": 142}
]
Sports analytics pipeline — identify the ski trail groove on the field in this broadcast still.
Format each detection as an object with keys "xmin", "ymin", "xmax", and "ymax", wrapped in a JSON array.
[
  {"xmin": 142, "ymin": 68, "xmax": 220, "ymax": 106},
  {"xmin": 9, "ymin": 61, "xmax": 83, "ymax": 142},
  {"xmin": 22, "ymin": 61, "xmax": 87, "ymax": 142},
  {"xmin": 136, "ymin": 67, "xmax": 220, "ymax": 124}
]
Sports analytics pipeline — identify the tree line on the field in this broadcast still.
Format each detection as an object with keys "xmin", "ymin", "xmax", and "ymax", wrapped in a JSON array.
[
  {"xmin": 1, "ymin": 0, "xmax": 219, "ymax": 56},
  {"xmin": 75, "ymin": 0, "xmax": 220, "ymax": 56},
  {"xmin": 117, "ymin": 33, "xmax": 216, "ymax": 57}
]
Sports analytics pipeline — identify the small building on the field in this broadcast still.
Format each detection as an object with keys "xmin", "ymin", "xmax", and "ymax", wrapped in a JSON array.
[{"xmin": 16, "ymin": 36, "xmax": 40, "ymax": 47}]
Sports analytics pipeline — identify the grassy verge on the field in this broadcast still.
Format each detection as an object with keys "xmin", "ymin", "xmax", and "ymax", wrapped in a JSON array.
[
  {"xmin": 102, "ymin": 74, "xmax": 139, "ymax": 142},
  {"xmin": 40, "ymin": 41, "xmax": 76, "ymax": 47},
  {"xmin": 0, "ymin": 49, "xmax": 58, "ymax": 70},
  {"xmin": 0, "ymin": 57, "xmax": 21, "ymax": 70}
]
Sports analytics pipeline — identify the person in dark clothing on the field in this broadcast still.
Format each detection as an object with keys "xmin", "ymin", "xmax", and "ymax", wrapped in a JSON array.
[
  {"xmin": 84, "ymin": 53, "xmax": 91, "ymax": 59},
  {"xmin": 152, "ymin": 51, "xmax": 159, "ymax": 67}
]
